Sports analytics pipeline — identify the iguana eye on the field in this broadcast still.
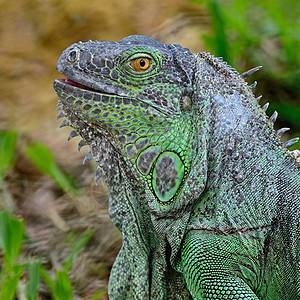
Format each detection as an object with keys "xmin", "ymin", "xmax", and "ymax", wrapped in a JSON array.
[{"xmin": 131, "ymin": 57, "xmax": 151, "ymax": 71}]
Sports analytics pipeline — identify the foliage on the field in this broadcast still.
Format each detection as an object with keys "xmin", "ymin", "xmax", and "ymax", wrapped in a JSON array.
[
  {"xmin": 0, "ymin": 131, "xmax": 17, "ymax": 186},
  {"xmin": 39, "ymin": 230, "xmax": 93, "ymax": 300},
  {"xmin": 0, "ymin": 131, "xmax": 98, "ymax": 298},
  {"xmin": 25, "ymin": 142, "xmax": 77, "ymax": 196},
  {"xmin": 0, "ymin": 211, "xmax": 24, "ymax": 300},
  {"xmin": 0, "ymin": 209, "xmax": 94, "ymax": 299},
  {"xmin": 197, "ymin": 0, "xmax": 300, "ymax": 83}
]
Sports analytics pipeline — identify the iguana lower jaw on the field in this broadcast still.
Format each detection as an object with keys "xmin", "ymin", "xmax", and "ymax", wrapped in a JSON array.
[{"xmin": 53, "ymin": 77, "xmax": 171, "ymax": 117}]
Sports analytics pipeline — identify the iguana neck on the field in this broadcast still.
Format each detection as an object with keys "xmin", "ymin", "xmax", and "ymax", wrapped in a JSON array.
[
  {"xmin": 187, "ymin": 52, "xmax": 296, "ymax": 232},
  {"xmin": 106, "ymin": 155, "xmax": 191, "ymax": 298}
]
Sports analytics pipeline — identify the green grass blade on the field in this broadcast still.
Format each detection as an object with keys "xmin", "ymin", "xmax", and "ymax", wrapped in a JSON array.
[
  {"xmin": 89, "ymin": 288, "xmax": 108, "ymax": 300},
  {"xmin": 25, "ymin": 142, "xmax": 77, "ymax": 195},
  {"xmin": 39, "ymin": 265, "xmax": 55, "ymax": 293},
  {"xmin": 40, "ymin": 266, "xmax": 73, "ymax": 300},
  {"xmin": 0, "ymin": 131, "xmax": 17, "ymax": 186},
  {"xmin": 63, "ymin": 230, "xmax": 93, "ymax": 271},
  {"xmin": 53, "ymin": 270, "xmax": 73, "ymax": 300},
  {"xmin": 26, "ymin": 260, "xmax": 40, "ymax": 300},
  {"xmin": 205, "ymin": 0, "xmax": 228, "ymax": 61},
  {"xmin": 0, "ymin": 264, "xmax": 24, "ymax": 300},
  {"xmin": 0, "ymin": 210, "xmax": 24, "ymax": 264}
]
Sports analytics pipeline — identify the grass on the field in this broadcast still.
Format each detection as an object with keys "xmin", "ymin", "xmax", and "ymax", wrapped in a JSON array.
[
  {"xmin": 25, "ymin": 142, "xmax": 77, "ymax": 196},
  {"xmin": 0, "ymin": 131, "xmax": 17, "ymax": 186},
  {"xmin": 198, "ymin": 0, "xmax": 300, "ymax": 78},
  {"xmin": 0, "ymin": 209, "xmax": 94, "ymax": 299},
  {"xmin": 0, "ymin": 131, "xmax": 99, "ymax": 299},
  {"xmin": 0, "ymin": 211, "xmax": 24, "ymax": 300}
]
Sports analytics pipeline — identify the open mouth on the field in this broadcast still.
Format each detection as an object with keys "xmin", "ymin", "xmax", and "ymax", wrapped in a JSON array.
[{"xmin": 55, "ymin": 78, "xmax": 118, "ymax": 96}]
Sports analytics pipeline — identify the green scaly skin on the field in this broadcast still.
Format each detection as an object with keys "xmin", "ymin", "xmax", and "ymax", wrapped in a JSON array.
[{"xmin": 53, "ymin": 35, "xmax": 300, "ymax": 299}]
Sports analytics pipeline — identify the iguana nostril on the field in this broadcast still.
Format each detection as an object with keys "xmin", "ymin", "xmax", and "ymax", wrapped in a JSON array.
[{"xmin": 67, "ymin": 49, "xmax": 79, "ymax": 62}]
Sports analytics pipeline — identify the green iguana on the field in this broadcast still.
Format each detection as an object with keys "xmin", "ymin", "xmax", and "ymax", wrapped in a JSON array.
[{"xmin": 53, "ymin": 35, "xmax": 300, "ymax": 299}]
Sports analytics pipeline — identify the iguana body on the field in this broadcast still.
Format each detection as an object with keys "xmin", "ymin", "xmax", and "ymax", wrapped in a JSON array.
[{"xmin": 53, "ymin": 35, "xmax": 300, "ymax": 299}]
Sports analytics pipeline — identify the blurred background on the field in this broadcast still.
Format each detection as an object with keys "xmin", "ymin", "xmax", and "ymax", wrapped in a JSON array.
[{"xmin": 0, "ymin": 0, "xmax": 299, "ymax": 299}]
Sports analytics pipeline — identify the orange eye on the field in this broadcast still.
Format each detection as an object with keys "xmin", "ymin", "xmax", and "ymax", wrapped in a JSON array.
[{"xmin": 131, "ymin": 57, "xmax": 151, "ymax": 71}]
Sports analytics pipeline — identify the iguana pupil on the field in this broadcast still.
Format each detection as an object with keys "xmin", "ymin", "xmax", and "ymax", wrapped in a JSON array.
[{"xmin": 140, "ymin": 59, "xmax": 146, "ymax": 66}]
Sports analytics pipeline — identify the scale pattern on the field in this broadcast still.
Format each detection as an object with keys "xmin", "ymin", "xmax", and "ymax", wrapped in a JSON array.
[{"xmin": 53, "ymin": 35, "xmax": 300, "ymax": 299}]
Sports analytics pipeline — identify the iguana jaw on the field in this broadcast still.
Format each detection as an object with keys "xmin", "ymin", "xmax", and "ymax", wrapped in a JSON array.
[
  {"xmin": 53, "ymin": 77, "xmax": 170, "ymax": 159},
  {"xmin": 55, "ymin": 77, "xmax": 127, "ymax": 97},
  {"xmin": 54, "ymin": 77, "xmax": 172, "ymax": 118}
]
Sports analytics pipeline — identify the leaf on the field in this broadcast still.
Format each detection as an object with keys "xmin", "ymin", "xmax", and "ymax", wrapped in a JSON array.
[
  {"xmin": 89, "ymin": 288, "xmax": 108, "ymax": 300},
  {"xmin": 25, "ymin": 142, "xmax": 77, "ymax": 195},
  {"xmin": 26, "ymin": 260, "xmax": 40, "ymax": 300},
  {"xmin": 0, "ymin": 210, "xmax": 24, "ymax": 264},
  {"xmin": 203, "ymin": 0, "xmax": 228, "ymax": 61},
  {"xmin": 0, "ymin": 131, "xmax": 17, "ymax": 185},
  {"xmin": 0, "ymin": 264, "xmax": 24, "ymax": 300},
  {"xmin": 40, "ymin": 266, "xmax": 73, "ymax": 300},
  {"xmin": 53, "ymin": 270, "xmax": 73, "ymax": 300},
  {"xmin": 63, "ymin": 230, "xmax": 93, "ymax": 271},
  {"xmin": 39, "ymin": 266, "xmax": 54, "ymax": 293}
]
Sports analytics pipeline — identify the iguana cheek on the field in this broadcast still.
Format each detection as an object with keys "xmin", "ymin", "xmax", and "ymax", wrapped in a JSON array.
[{"xmin": 152, "ymin": 151, "xmax": 185, "ymax": 203}]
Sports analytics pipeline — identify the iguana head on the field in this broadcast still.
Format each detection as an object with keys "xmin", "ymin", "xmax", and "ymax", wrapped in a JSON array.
[{"xmin": 54, "ymin": 35, "xmax": 205, "ymax": 209}]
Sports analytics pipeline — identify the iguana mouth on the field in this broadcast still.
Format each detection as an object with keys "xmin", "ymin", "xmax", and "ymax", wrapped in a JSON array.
[
  {"xmin": 54, "ymin": 78, "xmax": 171, "ymax": 116},
  {"xmin": 56, "ymin": 78, "xmax": 118, "ymax": 96}
]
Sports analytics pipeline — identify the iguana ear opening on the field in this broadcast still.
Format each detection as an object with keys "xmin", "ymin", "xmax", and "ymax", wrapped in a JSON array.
[{"xmin": 180, "ymin": 95, "xmax": 192, "ymax": 113}]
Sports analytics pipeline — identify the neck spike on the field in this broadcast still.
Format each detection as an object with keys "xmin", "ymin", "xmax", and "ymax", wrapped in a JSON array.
[
  {"xmin": 284, "ymin": 137, "xmax": 299, "ymax": 149},
  {"xmin": 83, "ymin": 150, "xmax": 93, "ymax": 164},
  {"xmin": 277, "ymin": 127, "xmax": 290, "ymax": 137},
  {"xmin": 240, "ymin": 66, "xmax": 262, "ymax": 79},
  {"xmin": 256, "ymin": 95, "xmax": 262, "ymax": 103},
  {"xmin": 262, "ymin": 102, "xmax": 269, "ymax": 112},
  {"xmin": 269, "ymin": 111, "xmax": 278, "ymax": 124}
]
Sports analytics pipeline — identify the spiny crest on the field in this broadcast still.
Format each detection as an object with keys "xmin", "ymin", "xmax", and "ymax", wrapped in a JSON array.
[
  {"xmin": 195, "ymin": 52, "xmax": 299, "ymax": 154},
  {"xmin": 56, "ymin": 104, "xmax": 103, "ymax": 184},
  {"xmin": 255, "ymin": 99, "xmax": 299, "ymax": 151},
  {"xmin": 255, "ymin": 97, "xmax": 298, "ymax": 152},
  {"xmin": 196, "ymin": 52, "xmax": 240, "ymax": 77},
  {"xmin": 240, "ymin": 66, "xmax": 262, "ymax": 79}
]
